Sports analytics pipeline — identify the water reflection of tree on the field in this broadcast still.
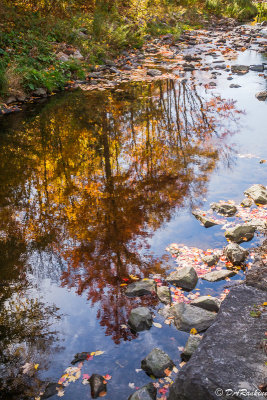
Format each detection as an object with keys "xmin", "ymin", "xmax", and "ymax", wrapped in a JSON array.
[{"xmin": 0, "ymin": 79, "xmax": 240, "ymax": 344}]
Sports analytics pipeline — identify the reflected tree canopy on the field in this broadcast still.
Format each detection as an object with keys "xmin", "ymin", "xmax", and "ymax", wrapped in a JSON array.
[{"xmin": 0, "ymin": 79, "xmax": 240, "ymax": 344}]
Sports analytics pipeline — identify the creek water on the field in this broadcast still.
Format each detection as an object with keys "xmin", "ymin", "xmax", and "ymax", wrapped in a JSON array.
[{"xmin": 0, "ymin": 45, "xmax": 266, "ymax": 399}]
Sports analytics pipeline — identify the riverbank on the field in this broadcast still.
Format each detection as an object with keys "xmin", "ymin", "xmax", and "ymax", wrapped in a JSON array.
[{"xmin": 0, "ymin": 0, "xmax": 264, "ymax": 113}]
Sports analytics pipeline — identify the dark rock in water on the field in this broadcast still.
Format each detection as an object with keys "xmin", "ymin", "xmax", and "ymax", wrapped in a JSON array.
[
  {"xmin": 6, "ymin": 96, "xmax": 17, "ymax": 105},
  {"xmin": 156, "ymin": 285, "xmax": 171, "ymax": 305},
  {"xmin": 128, "ymin": 307, "xmax": 153, "ymax": 332},
  {"xmin": 191, "ymin": 296, "xmax": 221, "ymax": 312},
  {"xmin": 41, "ymin": 382, "xmax": 59, "ymax": 399},
  {"xmin": 227, "ymin": 76, "xmax": 233, "ymax": 80},
  {"xmin": 225, "ymin": 224, "xmax": 255, "ymax": 243},
  {"xmin": 166, "ymin": 266, "xmax": 198, "ymax": 291},
  {"xmin": 141, "ymin": 348, "xmax": 175, "ymax": 378},
  {"xmin": 231, "ymin": 64, "xmax": 249, "ymax": 73},
  {"xmin": 229, "ymin": 84, "xmax": 241, "ymax": 88},
  {"xmin": 128, "ymin": 383, "xmax": 157, "ymax": 400},
  {"xmin": 125, "ymin": 279, "xmax": 156, "ymax": 297},
  {"xmin": 192, "ymin": 210, "xmax": 218, "ymax": 228},
  {"xmin": 170, "ymin": 302, "xmax": 216, "ymax": 332},
  {"xmin": 71, "ymin": 352, "xmax": 89, "ymax": 364},
  {"xmin": 202, "ymin": 269, "xmax": 236, "ymax": 282},
  {"xmin": 256, "ymin": 91, "xmax": 267, "ymax": 101},
  {"xmin": 147, "ymin": 69, "xmax": 162, "ymax": 77},
  {"xmin": 244, "ymin": 184, "xmax": 267, "ymax": 205},
  {"xmin": 211, "ymin": 202, "xmax": 237, "ymax": 216},
  {"xmin": 89, "ymin": 374, "xmax": 107, "ymax": 399},
  {"xmin": 250, "ymin": 64, "xmax": 264, "ymax": 72},
  {"xmin": 168, "ymin": 285, "xmax": 267, "ymax": 400},
  {"xmin": 181, "ymin": 335, "xmax": 202, "ymax": 360},
  {"xmin": 209, "ymin": 82, "xmax": 216, "ymax": 86},
  {"xmin": 201, "ymin": 252, "xmax": 220, "ymax": 267},
  {"xmin": 224, "ymin": 243, "xmax": 248, "ymax": 265}
]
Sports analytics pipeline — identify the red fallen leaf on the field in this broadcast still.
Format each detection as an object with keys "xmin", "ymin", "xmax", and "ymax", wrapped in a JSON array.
[
  {"xmin": 86, "ymin": 354, "xmax": 93, "ymax": 361},
  {"xmin": 159, "ymin": 387, "xmax": 168, "ymax": 394},
  {"xmin": 103, "ymin": 374, "xmax": 112, "ymax": 380}
]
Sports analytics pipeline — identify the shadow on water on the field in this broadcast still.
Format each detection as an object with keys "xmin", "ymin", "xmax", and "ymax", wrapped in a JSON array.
[{"xmin": 0, "ymin": 79, "xmax": 241, "ymax": 398}]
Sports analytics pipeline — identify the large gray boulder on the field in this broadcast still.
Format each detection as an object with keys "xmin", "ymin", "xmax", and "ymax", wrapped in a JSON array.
[
  {"xmin": 192, "ymin": 210, "xmax": 218, "ymax": 228},
  {"xmin": 170, "ymin": 303, "xmax": 216, "ymax": 332},
  {"xmin": 181, "ymin": 335, "xmax": 202, "ymax": 360},
  {"xmin": 191, "ymin": 296, "xmax": 221, "ymax": 312},
  {"xmin": 244, "ymin": 184, "xmax": 267, "ymax": 205},
  {"xmin": 141, "ymin": 348, "xmax": 175, "ymax": 378},
  {"xmin": 225, "ymin": 224, "xmax": 255, "ymax": 243},
  {"xmin": 157, "ymin": 286, "xmax": 171, "ymax": 305},
  {"xmin": 128, "ymin": 307, "xmax": 153, "ymax": 332},
  {"xmin": 210, "ymin": 202, "xmax": 237, "ymax": 217},
  {"xmin": 168, "ymin": 285, "xmax": 267, "ymax": 400},
  {"xmin": 224, "ymin": 243, "xmax": 248, "ymax": 265},
  {"xmin": 166, "ymin": 266, "xmax": 198, "ymax": 291},
  {"xmin": 125, "ymin": 279, "xmax": 156, "ymax": 297},
  {"xmin": 201, "ymin": 269, "xmax": 236, "ymax": 282},
  {"xmin": 128, "ymin": 383, "xmax": 157, "ymax": 400}
]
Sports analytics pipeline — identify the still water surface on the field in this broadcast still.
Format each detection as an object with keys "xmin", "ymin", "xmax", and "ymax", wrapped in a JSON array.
[{"xmin": 0, "ymin": 49, "xmax": 266, "ymax": 399}]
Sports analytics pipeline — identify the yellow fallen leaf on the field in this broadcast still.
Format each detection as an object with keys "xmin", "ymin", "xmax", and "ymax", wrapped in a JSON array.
[
  {"xmin": 120, "ymin": 283, "xmax": 127, "ymax": 286},
  {"xmin": 190, "ymin": 328, "xmax": 198, "ymax": 335},
  {"xmin": 263, "ymin": 302, "xmax": 267, "ymax": 306},
  {"xmin": 153, "ymin": 322, "xmax": 162, "ymax": 328},
  {"xmin": 173, "ymin": 366, "xmax": 179, "ymax": 373},
  {"xmin": 94, "ymin": 351, "xmax": 105, "ymax": 356},
  {"xmin": 34, "ymin": 364, "xmax": 39, "ymax": 370},
  {"xmin": 179, "ymin": 361, "xmax": 186, "ymax": 368}
]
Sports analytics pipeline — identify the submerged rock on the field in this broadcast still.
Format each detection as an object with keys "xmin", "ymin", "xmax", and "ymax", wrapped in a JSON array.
[
  {"xmin": 170, "ymin": 302, "xmax": 216, "ymax": 332},
  {"xmin": 128, "ymin": 307, "xmax": 153, "ymax": 332},
  {"xmin": 191, "ymin": 296, "xmax": 221, "ymax": 312},
  {"xmin": 32, "ymin": 88, "xmax": 47, "ymax": 97},
  {"xmin": 168, "ymin": 285, "xmax": 267, "ymax": 400},
  {"xmin": 192, "ymin": 210, "xmax": 218, "ymax": 228},
  {"xmin": 244, "ymin": 184, "xmax": 267, "ymax": 205},
  {"xmin": 166, "ymin": 266, "xmax": 198, "ymax": 291},
  {"xmin": 225, "ymin": 224, "xmax": 255, "ymax": 243},
  {"xmin": 141, "ymin": 348, "xmax": 175, "ymax": 378},
  {"xmin": 182, "ymin": 335, "xmax": 202, "ymax": 360},
  {"xmin": 202, "ymin": 269, "xmax": 236, "ymax": 282},
  {"xmin": 41, "ymin": 382, "xmax": 59, "ymax": 399},
  {"xmin": 128, "ymin": 383, "xmax": 157, "ymax": 400},
  {"xmin": 250, "ymin": 64, "xmax": 264, "ymax": 72},
  {"xmin": 157, "ymin": 286, "xmax": 171, "ymax": 305},
  {"xmin": 125, "ymin": 279, "xmax": 156, "ymax": 297},
  {"xmin": 89, "ymin": 374, "xmax": 106, "ymax": 399},
  {"xmin": 224, "ymin": 243, "xmax": 248, "ymax": 265},
  {"xmin": 201, "ymin": 252, "xmax": 220, "ymax": 267},
  {"xmin": 210, "ymin": 202, "xmax": 237, "ymax": 216}
]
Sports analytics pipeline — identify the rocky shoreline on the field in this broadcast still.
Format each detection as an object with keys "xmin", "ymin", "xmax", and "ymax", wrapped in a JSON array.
[
  {"xmin": 1, "ymin": 18, "xmax": 267, "ymax": 117},
  {"xmin": 126, "ymin": 184, "xmax": 267, "ymax": 400}
]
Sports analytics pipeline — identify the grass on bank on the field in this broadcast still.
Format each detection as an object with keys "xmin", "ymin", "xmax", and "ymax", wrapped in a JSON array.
[{"xmin": 0, "ymin": 0, "xmax": 261, "ymax": 101}]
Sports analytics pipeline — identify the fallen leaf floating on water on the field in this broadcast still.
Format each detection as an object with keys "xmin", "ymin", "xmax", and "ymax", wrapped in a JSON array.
[
  {"xmin": 190, "ymin": 328, "xmax": 198, "ymax": 335},
  {"xmin": 153, "ymin": 322, "xmax": 163, "ymax": 328}
]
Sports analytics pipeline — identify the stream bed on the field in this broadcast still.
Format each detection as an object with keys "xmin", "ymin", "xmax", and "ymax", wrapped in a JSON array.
[{"xmin": 0, "ymin": 25, "xmax": 266, "ymax": 400}]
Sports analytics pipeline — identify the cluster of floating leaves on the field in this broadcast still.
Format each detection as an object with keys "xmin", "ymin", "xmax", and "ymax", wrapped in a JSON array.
[{"xmin": 23, "ymin": 351, "xmax": 110, "ymax": 399}]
